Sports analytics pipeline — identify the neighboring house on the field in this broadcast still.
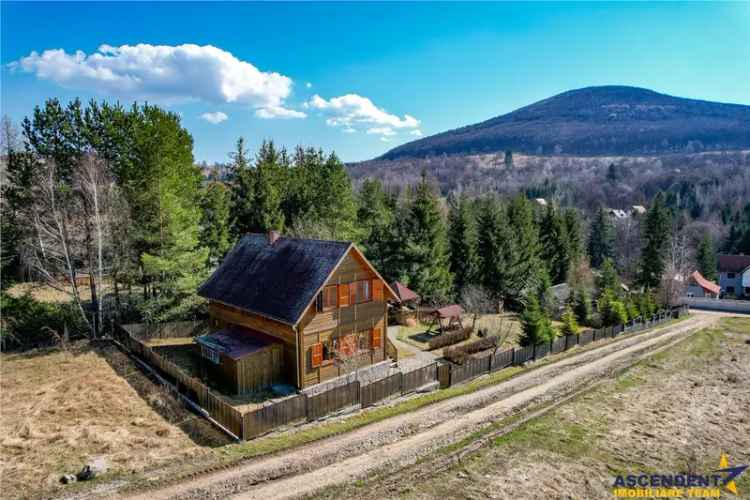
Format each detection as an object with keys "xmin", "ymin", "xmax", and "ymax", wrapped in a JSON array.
[
  {"xmin": 197, "ymin": 232, "xmax": 398, "ymax": 391},
  {"xmin": 631, "ymin": 205, "xmax": 647, "ymax": 216},
  {"xmin": 686, "ymin": 270, "xmax": 721, "ymax": 298},
  {"xmin": 717, "ymin": 254, "xmax": 750, "ymax": 298},
  {"xmin": 608, "ymin": 208, "xmax": 629, "ymax": 219},
  {"xmin": 534, "ymin": 198, "xmax": 547, "ymax": 207}
]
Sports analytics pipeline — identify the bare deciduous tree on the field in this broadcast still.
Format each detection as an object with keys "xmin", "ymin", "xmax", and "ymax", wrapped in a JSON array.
[{"xmin": 659, "ymin": 230, "xmax": 691, "ymax": 306}]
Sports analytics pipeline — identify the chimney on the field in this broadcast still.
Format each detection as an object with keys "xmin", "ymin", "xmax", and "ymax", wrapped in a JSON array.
[{"xmin": 268, "ymin": 230, "xmax": 281, "ymax": 245}]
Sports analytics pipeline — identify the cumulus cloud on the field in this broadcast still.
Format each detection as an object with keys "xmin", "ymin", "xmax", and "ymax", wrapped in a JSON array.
[
  {"xmin": 200, "ymin": 111, "xmax": 228, "ymax": 124},
  {"xmin": 410, "ymin": 129, "xmax": 424, "ymax": 137},
  {"xmin": 307, "ymin": 93, "xmax": 419, "ymax": 137},
  {"xmin": 255, "ymin": 105, "xmax": 307, "ymax": 119},
  {"xmin": 12, "ymin": 43, "xmax": 305, "ymax": 118}
]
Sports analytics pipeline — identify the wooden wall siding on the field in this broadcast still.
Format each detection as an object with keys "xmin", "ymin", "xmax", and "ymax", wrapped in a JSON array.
[{"xmin": 236, "ymin": 343, "xmax": 284, "ymax": 394}]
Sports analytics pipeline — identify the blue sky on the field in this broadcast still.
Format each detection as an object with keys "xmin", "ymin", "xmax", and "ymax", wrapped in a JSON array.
[{"xmin": 2, "ymin": 2, "xmax": 749, "ymax": 163}]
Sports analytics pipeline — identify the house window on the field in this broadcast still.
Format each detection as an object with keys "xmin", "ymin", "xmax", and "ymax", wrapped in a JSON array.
[
  {"xmin": 351, "ymin": 280, "xmax": 372, "ymax": 304},
  {"xmin": 728, "ymin": 272, "xmax": 736, "ymax": 279},
  {"xmin": 745, "ymin": 287, "xmax": 750, "ymax": 295},
  {"xmin": 201, "ymin": 345, "xmax": 220, "ymax": 364},
  {"xmin": 726, "ymin": 286, "xmax": 735, "ymax": 294},
  {"xmin": 358, "ymin": 329, "xmax": 371, "ymax": 351},
  {"xmin": 317, "ymin": 285, "xmax": 338, "ymax": 311}
]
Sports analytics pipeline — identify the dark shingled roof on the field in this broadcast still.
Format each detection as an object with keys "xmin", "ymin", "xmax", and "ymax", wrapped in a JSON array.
[
  {"xmin": 195, "ymin": 327, "xmax": 280, "ymax": 360},
  {"xmin": 198, "ymin": 234, "xmax": 351, "ymax": 325},
  {"xmin": 718, "ymin": 254, "xmax": 750, "ymax": 273}
]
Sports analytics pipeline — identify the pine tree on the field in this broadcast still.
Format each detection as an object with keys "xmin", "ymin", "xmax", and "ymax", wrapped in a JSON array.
[
  {"xmin": 638, "ymin": 193, "xmax": 671, "ymax": 289},
  {"xmin": 560, "ymin": 305, "xmax": 580, "ymax": 336},
  {"xmin": 587, "ymin": 206, "xmax": 615, "ymax": 268},
  {"xmin": 519, "ymin": 295, "xmax": 554, "ymax": 346},
  {"xmin": 402, "ymin": 171, "xmax": 453, "ymax": 301},
  {"xmin": 448, "ymin": 194, "xmax": 479, "ymax": 294},
  {"xmin": 316, "ymin": 152, "xmax": 358, "ymax": 240},
  {"xmin": 199, "ymin": 181, "xmax": 232, "ymax": 266},
  {"xmin": 695, "ymin": 234, "xmax": 717, "ymax": 281}
]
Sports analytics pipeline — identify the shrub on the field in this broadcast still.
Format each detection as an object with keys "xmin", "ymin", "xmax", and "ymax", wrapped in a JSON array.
[
  {"xmin": 443, "ymin": 335, "xmax": 499, "ymax": 364},
  {"xmin": 572, "ymin": 287, "xmax": 593, "ymax": 325},
  {"xmin": 559, "ymin": 305, "xmax": 580, "ymax": 336},
  {"xmin": 427, "ymin": 326, "xmax": 472, "ymax": 350},
  {"xmin": 519, "ymin": 296, "xmax": 554, "ymax": 346},
  {"xmin": 0, "ymin": 292, "xmax": 88, "ymax": 351}
]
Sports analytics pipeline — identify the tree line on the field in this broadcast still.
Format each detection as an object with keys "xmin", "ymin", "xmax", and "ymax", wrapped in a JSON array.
[{"xmin": 0, "ymin": 98, "xmax": 693, "ymax": 349}]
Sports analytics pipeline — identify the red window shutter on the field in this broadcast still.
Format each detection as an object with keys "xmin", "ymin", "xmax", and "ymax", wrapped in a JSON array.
[
  {"xmin": 338, "ymin": 283, "xmax": 350, "ymax": 307},
  {"xmin": 371, "ymin": 327, "xmax": 382, "ymax": 349},
  {"xmin": 372, "ymin": 279, "xmax": 383, "ymax": 301},
  {"xmin": 311, "ymin": 343, "xmax": 323, "ymax": 368}
]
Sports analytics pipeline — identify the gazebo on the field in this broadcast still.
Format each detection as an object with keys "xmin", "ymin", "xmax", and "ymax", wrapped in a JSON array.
[
  {"xmin": 390, "ymin": 281, "xmax": 421, "ymax": 325},
  {"xmin": 428, "ymin": 304, "xmax": 465, "ymax": 334}
]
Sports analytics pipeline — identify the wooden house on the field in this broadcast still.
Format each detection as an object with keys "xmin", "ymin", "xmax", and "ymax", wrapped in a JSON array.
[{"xmin": 197, "ymin": 232, "xmax": 399, "ymax": 391}]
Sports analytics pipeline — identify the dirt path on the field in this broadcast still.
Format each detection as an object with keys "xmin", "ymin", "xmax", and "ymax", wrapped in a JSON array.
[{"xmin": 124, "ymin": 315, "xmax": 714, "ymax": 500}]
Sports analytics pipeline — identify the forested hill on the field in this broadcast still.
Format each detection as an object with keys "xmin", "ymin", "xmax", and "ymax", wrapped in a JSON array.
[{"xmin": 379, "ymin": 86, "xmax": 750, "ymax": 159}]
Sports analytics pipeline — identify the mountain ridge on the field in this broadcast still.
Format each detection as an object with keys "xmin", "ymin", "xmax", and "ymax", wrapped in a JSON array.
[{"xmin": 378, "ymin": 86, "xmax": 750, "ymax": 160}]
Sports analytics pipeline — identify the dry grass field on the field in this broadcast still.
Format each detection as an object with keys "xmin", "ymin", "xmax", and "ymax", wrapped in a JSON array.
[{"xmin": 0, "ymin": 341, "xmax": 227, "ymax": 499}]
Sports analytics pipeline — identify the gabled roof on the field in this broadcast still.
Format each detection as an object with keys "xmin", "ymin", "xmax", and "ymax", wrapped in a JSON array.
[
  {"xmin": 690, "ymin": 271, "xmax": 721, "ymax": 295},
  {"xmin": 432, "ymin": 304, "xmax": 464, "ymax": 319},
  {"xmin": 391, "ymin": 281, "xmax": 420, "ymax": 302},
  {"xmin": 195, "ymin": 327, "xmax": 281, "ymax": 360},
  {"xmin": 198, "ymin": 234, "xmax": 351, "ymax": 325},
  {"xmin": 718, "ymin": 254, "xmax": 750, "ymax": 274}
]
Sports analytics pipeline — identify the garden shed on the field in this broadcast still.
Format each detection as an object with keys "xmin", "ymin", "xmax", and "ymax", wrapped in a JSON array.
[{"xmin": 195, "ymin": 327, "xmax": 284, "ymax": 394}]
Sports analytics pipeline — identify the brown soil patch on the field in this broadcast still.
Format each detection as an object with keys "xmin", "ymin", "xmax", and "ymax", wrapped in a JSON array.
[{"xmin": 0, "ymin": 341, "xmax": 227, "ymax": 499}]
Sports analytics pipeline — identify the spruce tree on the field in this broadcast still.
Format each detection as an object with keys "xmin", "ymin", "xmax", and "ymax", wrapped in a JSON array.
[
  {"xmin": 402, "ymin": 171, "xmax": 453, "ymax": 301},
  {"xmin": 317, "ymin": 152, "xmax": 358, "ymax": 240},
  {"xmin": 199, "ymin": 181, "xmax": 232, "ymax": 266},
  {"xmin": 227, "ymin": 137, "xmax": 255, "ymax": 237},
  {"xmin": 519, "ymin": 295, "xmax": 554, "ymax": 346},
  {"xmin": 597, "ymin": 258, "xmax": 620, "ymax": 294},
  {"xmin": 448, "ymin": 193, "xmax": 479, "ymax": 294},
  {"xmin": 572, "ymin": 287, "xmax": 593, "ymax": 325},
  {"xmin": 506, "ymin": 195, "xmax": 544, "ymax": 305},
  {"xmin": 560, "ymin": 305, "xmax": 580, "ymax": 336},
  {"xmin": 252, "ymin": 141, "xmax": 286, "ymax": 232},
  {"xmin": 638, "ymin": 193, "xmax": 671, "ymax": 289},
  {"xmin": 695, "ymin": 234, "xmax": 717, "ymax": 281},
  {"xmin": 357, "ymin": 178, "xmax": 394, "ymax": 269},
  {"xmin": 539, "ymin": 205, "xmax": 570, "ymax": 284},
  {"xmin": 563, "ymin": 208, "xmax": 584, "ymax": 263},
  {"xmin": 587, "ymin": 206, "xmax": 615, "ymax": 268},
  {"xmin": 476, "ymin": 197, "xmax": 511, "ymax": 298}
]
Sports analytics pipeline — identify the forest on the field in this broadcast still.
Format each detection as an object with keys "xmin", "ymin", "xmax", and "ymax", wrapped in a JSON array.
[{"xmin": 2, "ymin": 99, "xmax": 750, "ymax": 350}]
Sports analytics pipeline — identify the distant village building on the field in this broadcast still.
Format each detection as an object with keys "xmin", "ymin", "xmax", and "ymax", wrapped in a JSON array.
[
  {"xmin": 686, "ymin": 270, "xmax": 721, "ymax": 298},
  {"xmin": 607, "ymin": 208, "xmax": 629, "ymax": 219},
  {"xmin": 717, "ymin": 254, "xmax": 750, "ymax": 298},
  {"xmin": 534, "ymin": 198, "xmax": 547, "ymax": 207},
  {"xmin": 197, "ymin": 232, "xmax": 398, "ymax": 392},
  {"xmin": 631, "ymin": 205, "xmax": 647, "ymax": 216}
]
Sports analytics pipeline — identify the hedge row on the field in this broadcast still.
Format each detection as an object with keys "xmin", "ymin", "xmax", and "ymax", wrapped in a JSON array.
[{"xmin": 427, "ymin": 327, "xmax": 473, "ymax": 350}]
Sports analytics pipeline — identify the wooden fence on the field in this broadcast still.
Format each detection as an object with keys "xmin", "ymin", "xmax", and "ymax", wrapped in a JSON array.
[
  {"xmin": 114, "ymin": 305, "xmax": 688, "ymax": 440},
  {"xmin": 307, "ymin": 381, "xmax": 360, "ymax": 420}
]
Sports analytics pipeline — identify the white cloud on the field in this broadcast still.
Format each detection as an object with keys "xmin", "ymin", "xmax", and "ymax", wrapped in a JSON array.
[
  {"xmin": 410, "ymin": 129, "xmax": 424, "ymax": 137},
  {"xmin": 305, "ymin": 82, "xmax": 313, "ymax": 89},
  {"xmin": 200, "ymin": 111, "xmax": 228, "ymax": 124},
  {"xmin": 342, "ymin": 127, "xmax": 356, "ymax": 133},
  {"xmin": 307, "ymin": 93, "xmax": 420, "ymax": 137},
  {"xmin": 255, "ymin": 106, "xmax": 306, "ymax": 119},
  {"xmin": 12, "ymin": 43, "xmax": 304, "ymax": 118},
  {"xmin": 380, "ymin": 137, "xmax": 391, "ymax": 142},
  {"xmin": 366, "ymin": 127, "xmax": 396, "ymax": 136}
]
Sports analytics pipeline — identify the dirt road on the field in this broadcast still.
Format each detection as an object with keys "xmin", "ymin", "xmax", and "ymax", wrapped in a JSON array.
[{"xmin": 124, "ymin": 314, "xmax": 714, "ymax": 500}]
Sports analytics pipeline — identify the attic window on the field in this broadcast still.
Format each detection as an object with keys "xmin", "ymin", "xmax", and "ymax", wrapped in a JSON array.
[
  {"xmin": 351, "ymin": 280, "xmax": 372, "ymax": 304},
  {"xmin": 317, "ymin": 285, "xmax": 338, "ymax": 311}
]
